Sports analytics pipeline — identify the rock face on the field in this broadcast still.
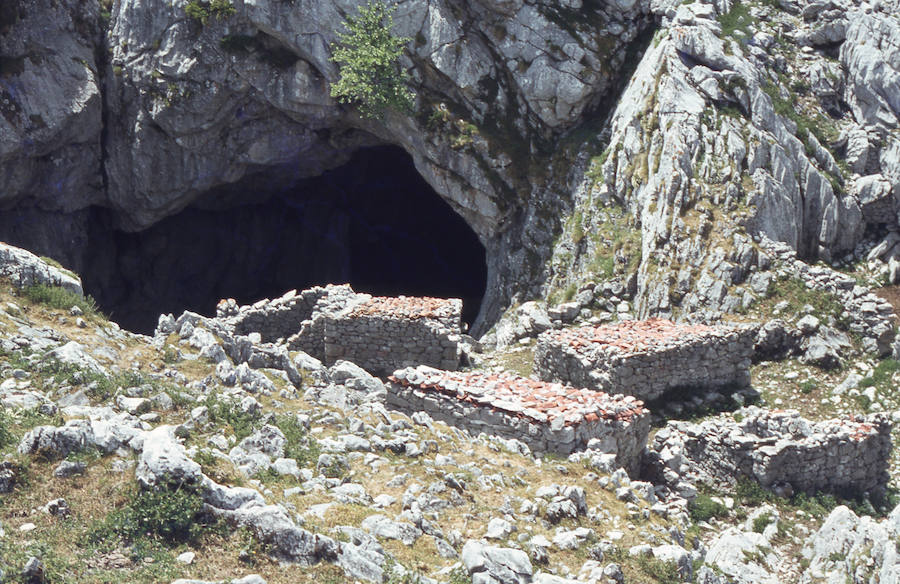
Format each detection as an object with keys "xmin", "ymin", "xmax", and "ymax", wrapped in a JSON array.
[
  {"xmin": 0, "ymin": 0, "xmax": 103, "ymax": 213},
  {"xmin": 0, "ymin": 0, "xmax": 655, "ymax": 333},
  {"xmin": 3, "ymin": 0, "xmax": 900, "ymax": 341},
  {"xmin": 546, "ymin": 0, "xmax": 900, "ymax": 334}
]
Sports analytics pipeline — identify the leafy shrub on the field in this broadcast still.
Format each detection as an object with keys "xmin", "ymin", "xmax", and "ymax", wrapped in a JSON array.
[
  {"xmin": 23, "ymin": 284, "xmax": 104, "ymax": 320},
  {"xmin": 330, "ymin": 1, "xmax": 414, "ymax": 119},
  {"xmin": 752, "ymin": 511, "xmax": 774, "ymax": 533},
  {"xmin": 635, "ymin": 555, "xmax": 682, "ymax": 584},
  {"xmin": 274, "ymin": 414, "xmax": 320, "ymax": 467},
  {"xmin": 735, "ymin": 478, "xmax": 774, "ymax": 506},
  {"xmin": 91, "ymin": 487, "xmax": 214, "ymax": 546},
  {"xmin": 688, "ymin": 494, "xmax": 728, "ymax": 523},
  {"xmin": 185, "ymin": 0, "xmax": 234, "ymax": 24},
  {"xmin": 204, "ymin": 396, "xmax": 258, "ymax": 440}
]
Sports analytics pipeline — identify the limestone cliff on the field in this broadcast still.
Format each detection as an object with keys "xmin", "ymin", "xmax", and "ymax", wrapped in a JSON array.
[{"xmin": 2, "ymin": 0, "xmax": 900, "ymax": 339}]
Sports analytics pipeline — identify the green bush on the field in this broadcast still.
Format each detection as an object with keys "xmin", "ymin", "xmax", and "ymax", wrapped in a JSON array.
[
  {"xmin": 23, "ymin": 284, "xmax": 104, "ymax": 320},
  {"xmin": 735, "ymin": 478, "xmax": 774, "ymax": 506},
  {"xmin": 635, "ymin": 555, "xmax": 682, "ymax": 584},
  {"xmin": 204, "ymin": 396, "xmax": 258, "ymax": 440},
  {"xmin": 91, "ymin": 488, "xmax": 214, "ymax": 546},
  {"xmin": 185, "ymin": 0, "xmax": 234, "ymax": 24},
  {"xmin": 688, "ymin": 494, "xmax": 728, "ymax": 522},
  {"xmin": 752, "ymin": 511, "xmax": 774, "ymax": 533},
  {"xmin": 330, "ymin": 1, "xmax": 415, "ymax": 119},
  {"xmin": 274, "ymin": 414, "xmax": 320, "ymax": 467}
]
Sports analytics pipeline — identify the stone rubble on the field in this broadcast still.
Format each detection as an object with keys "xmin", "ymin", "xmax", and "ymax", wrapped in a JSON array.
[
  {"xmin": 534, "ymin": 318, "xmax": 755, "ymax": 402},
  {"xmin": 387, "ymin": 365, "xmax": 649, "ymax": 473}
]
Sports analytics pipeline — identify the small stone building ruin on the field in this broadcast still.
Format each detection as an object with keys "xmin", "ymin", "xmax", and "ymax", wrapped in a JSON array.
[
  {"xmin": 216, "ymin": 285, "xmax": 463, "ymax": 375},
  {"xmin": 534, "ymin": 318, "xmax": 755, "ymax": 402},
  {"xmin": 644, "ymin": 407, "xmax": 892, "ymax": 498},
  {"xmin": 387, "ymin": 365, "xmax": 650, "ymax": 473}
]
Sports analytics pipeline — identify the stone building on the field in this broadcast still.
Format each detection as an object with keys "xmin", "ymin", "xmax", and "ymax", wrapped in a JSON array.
[
  {"xmin": 216, "ymin": 285, "xmax": 462, "ymax": 376},
  {"xmin": 644, "ymin": 407, "xmax": 893, "ymax": 498},
  {"xmin": 324, "ymin": 296, "xmax": 462, "ymax": 376},
  {"xmin": 534, "ymin": 318, "xmax": 755, "ymax": 402},
  {"xmin": 387, "ymin": 365, "xmax": 650, "ymax": 473}
]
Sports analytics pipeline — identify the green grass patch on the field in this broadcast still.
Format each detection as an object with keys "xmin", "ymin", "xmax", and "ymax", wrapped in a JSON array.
[
  {"xmin": 90, "ymin": 487, "xmax": 220, "ymax": 547},
  {"xmin": 22, "ymin": 284, "xmax": 105, "ymax": 320},
  {"xmin": 689, "ymin": 494, "xmax": 729, "ymax": 523},
  {"xmin": 718, "ymin": 1, "xmax": 754, "ymax": 38},
  {"xmin": 203, "ymin": 396, "xmax": 258, "ymax": 441},
  {"xmin": 859, "ymin": 359, "xmax": 900, "ymax": 389},
  {"xmin": 752, "ymin": 511, "xmax": 774, "ymax": 533},
  {"xmin": 765, "ymin": 276, "xmax": 847, "ymax": 327},
  {"xmin": 274, "ymin": 414, "xmax": 320, "ymax": 468}
]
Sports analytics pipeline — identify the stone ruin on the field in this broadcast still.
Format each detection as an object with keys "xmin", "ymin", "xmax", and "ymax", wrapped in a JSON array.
[
  {"xmin": 387, "ymin": 365, "xmax": 650, "ymax": 473},
  {"xmin": 533, "ymin": 318, "xmax": 755, "ymax": 402},
  {"xmin": 643, "ymin": 407, "xmax": 893, "ymax": 499},
  {"xmin": 216, "ymin": 284, "xmax": 463, "ymax": 376}
]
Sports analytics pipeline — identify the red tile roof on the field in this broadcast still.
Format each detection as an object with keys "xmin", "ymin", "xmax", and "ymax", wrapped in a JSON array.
[
  {"xmin": 546, "ymin": 318, "xmax": 719, "ymax": 354},
  {"xmin": 389, "ymin": 369, "xmax": 645, "ymax": 426},
  {"xmin": 348, "ymin": 295, "xmax": 459, "ymax": 320}
]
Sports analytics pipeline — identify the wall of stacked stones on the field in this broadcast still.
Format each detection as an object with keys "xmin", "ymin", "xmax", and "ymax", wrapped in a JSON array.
[
  {"xmin": 231, "ymin": 287, "xmax": 328, "ymax": 342},
  {"xmin": 655, "ymin": 413, "xmax": 892, "ymax": 497},
  {"xmin": 324, "ymin": 316, "xmax": 459, "ymax": 376},
  {"xmin": 385, "ymin": 383, "xmax": 650, "ymax": 474},
  {"xmin": 534, "ymin": 328, "xmax": 754, "ymax": 402},
  {"xmin": 287, "ymin": 315, "xmax": 328, "ymax": 362}
]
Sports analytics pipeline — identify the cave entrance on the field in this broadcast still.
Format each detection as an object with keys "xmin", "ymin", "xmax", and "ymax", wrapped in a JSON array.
[{"xmin": 83, "ymin": 145, "xmax": 488, "ymax": 335}]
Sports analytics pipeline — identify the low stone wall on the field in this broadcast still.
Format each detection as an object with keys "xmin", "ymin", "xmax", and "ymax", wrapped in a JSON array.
[
  {"xmin": 325, "ymin": 297, "xmax": 462, "ymax": 376},
  {"xmin": 387, "ymin": 366, "xmax": 650, "ymax": 473},
  {"xmin": 216, "ymin": 285, "xmax": 360, "ymax": 345},
  {"xmin": 534, "ymin": 318, "xmax": 755, "ymax": 402},
  {"xmin": 644, "ymin": 407, "xmax": 892, "ymax": 498}
]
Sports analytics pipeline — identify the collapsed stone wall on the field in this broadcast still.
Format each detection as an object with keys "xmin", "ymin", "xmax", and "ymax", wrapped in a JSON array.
[
  {"xmin": 216, "ymin": 285, "xmax": 360, "ymax": 345},
  {"xmin": 644, "ymin": 407, "xmax": 892, "ymax": 498},
  {"xmin": 326, "ymin": 297, "xmax": 462, "ymax": 376},
  {"xmin": 534, "ymin": 319, "xmax": 755, "ymax": 402},
  {"xmin": 387, "ymin": 366, "xmax": 650, "ymax": 474},
  {"xmin": 761, "ymin": 238, "xmax": 897, "ymax": 356}
]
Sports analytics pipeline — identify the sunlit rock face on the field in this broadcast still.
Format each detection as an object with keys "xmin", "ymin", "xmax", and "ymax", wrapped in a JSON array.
[{"xmin": 0, "ymin": 0, "xmax": 656, "ymax": 334}]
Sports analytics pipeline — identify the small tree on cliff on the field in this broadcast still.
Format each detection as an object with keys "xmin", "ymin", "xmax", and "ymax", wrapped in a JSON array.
[{"xmin": 329, "ymin": 1, "xmax": 415, "ymax": 119}]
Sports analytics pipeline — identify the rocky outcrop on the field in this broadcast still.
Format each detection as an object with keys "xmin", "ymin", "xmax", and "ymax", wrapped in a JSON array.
[
  {"xmin": 0, "ymin": 0, "xmax": 104, "ymax": 213},
  {"xmin": 548, "ymin": 0, "xmax": 900, "ymax": 337},
  {"xmin": 1, "ymin": 0, "xmax": 657, "ymax": 333},
  {"xmin": 800, "ymin": 503, "xmax": 900, "ymax": 584},
  {"xmin": 0, "ymin": 242, "xmax": 83, "ymax": 295}
]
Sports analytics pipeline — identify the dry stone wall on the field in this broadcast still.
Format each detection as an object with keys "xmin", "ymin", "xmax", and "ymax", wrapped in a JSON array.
[
  {"xmin": 644, "ymin": 407, "xmax": 892, "ymax": 498},
  {"xmin": 325, "ymin": 297, "xmax": 462, "ymax": 376},
  {"xmin": 534, "ymin": 319, "xmax": 755, "ymax": 402},
  {"xmin": 387, "ymin": 366, "xmax": 650, "ymax": 473},
  {"xmin": 214, "ymin": 286, "xmax": 462, "ymax": 376}
]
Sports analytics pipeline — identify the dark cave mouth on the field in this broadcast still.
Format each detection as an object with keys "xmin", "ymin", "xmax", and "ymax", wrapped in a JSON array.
[{"xmin": 82, "ymin": 146, "xmax": 488, "ymax": 335}]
